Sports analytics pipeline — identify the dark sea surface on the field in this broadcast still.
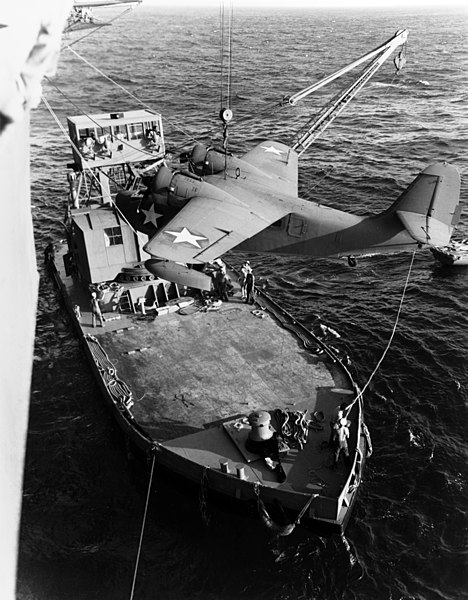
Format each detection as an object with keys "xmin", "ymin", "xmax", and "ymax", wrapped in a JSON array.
[{"xmin": 18, "ymin": 5, "xmax": 468, "ymax": 600}]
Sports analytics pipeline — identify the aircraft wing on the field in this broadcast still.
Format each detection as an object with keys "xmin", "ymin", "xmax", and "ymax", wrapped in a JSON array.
[
  {"xmin": 239, "ymin": 140, "xmax": 298, "ymax": 196},
  {"xmin": 143, "ymin": 192, "xmax": 291, "ymax": 264},
  {"xmin": 143, "ymin": 140, "xmax": 298, "ymax": 263}
]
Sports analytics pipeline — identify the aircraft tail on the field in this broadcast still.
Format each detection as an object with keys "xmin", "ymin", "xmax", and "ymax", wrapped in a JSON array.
[{"xmin": 389, "ymin": 162, "xmax": 461, "ymax": 247}]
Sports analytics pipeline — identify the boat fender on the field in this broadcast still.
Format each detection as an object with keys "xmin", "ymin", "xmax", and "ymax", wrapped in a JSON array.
[
  {"xmin": 257, "ymin": 497, "xmax": 295, "ymax": 537},
  {"xmin": 362, "ymin": 422, "xmax": 373, "ymax": 457}
]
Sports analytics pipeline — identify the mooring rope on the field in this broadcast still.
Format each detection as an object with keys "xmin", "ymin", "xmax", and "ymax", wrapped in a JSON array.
[
  {"xmin": 348, "ymin": 248, "xmax": 417, "ymax": 410},
  {"xmin": 129, "ymin": 452, "xmax": 156, "ymax": 600}
]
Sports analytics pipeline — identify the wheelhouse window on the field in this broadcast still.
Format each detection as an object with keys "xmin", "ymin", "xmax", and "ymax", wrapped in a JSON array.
[
  {"xmin": 128, "ymin": 123, "xmax": 144, "ymax": 141},
  {"xmin": 104, "ymin": 226, "xmax": 123, "ymax": 247},
  {"xmin": 112, "ymin": 125, "xmax": 128, "ymax": 141}
]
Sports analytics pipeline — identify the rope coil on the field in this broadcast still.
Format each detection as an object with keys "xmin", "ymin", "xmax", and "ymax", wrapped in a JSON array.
[{"xmin": 86, "ymin": 334, "xmax": 134, "ymax": 410}]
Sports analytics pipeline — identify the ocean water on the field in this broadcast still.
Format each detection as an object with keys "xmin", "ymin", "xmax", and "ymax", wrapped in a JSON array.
[{"xmin": 18, "ymin": 5, "xmax": 468, "ymax": 600}]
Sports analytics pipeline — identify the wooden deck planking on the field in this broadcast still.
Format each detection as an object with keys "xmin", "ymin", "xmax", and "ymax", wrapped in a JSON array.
[
  {"xmin": 100, "ymin": 298, "xmax": 336, "ymax": 441},
  {"xmin": 55, "ymin": 247, "xmax": 356, "ymax": 500}
]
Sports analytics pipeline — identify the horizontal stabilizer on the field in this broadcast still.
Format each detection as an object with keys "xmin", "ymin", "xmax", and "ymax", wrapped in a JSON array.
[{"xmin": 395, "ymin": 163, "xmax": 461, "ymax": 247}]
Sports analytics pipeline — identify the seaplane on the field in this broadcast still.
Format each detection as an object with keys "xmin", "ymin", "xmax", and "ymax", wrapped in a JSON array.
[
  {"xmin": 65, "ymin": 0, "xmax": 141, "ymax": 33},
  {"xmin": 106, "ymin": 28, "xmax": 461, "ymax": 291}
]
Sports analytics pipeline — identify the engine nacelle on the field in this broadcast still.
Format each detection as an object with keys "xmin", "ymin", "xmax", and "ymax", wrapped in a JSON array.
[
  {"xmin": 151, "ymin": 165, "xmax": 203, "ymax": 208},
  {"xmin": 190, "ymin": 143, "xmax": 226, "ymax": 176},
  {"xmin": 145, "ymin": 258, "xmax": 212, "ymax": 291}
]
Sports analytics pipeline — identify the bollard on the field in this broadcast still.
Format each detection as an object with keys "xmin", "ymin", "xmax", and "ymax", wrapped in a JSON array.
[{"xmin": 236, "ymin": 465, "xmax": 246, "ymax": 480}]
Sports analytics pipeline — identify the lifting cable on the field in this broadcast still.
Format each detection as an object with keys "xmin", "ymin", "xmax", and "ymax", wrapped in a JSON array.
[
  {"xmin": 219, "ymin": 1, "xmax": 233, "ymax": 112},
  {"xmin": 348, "ymin": 248, "xmax": 416, "ymax": 411},
  {"xmin": 226, "ymin": 2, "xmax": 233, "ymax": 113},
  {"xmin": 219, "ymin": 2, "xmax": 225, "ymax": 111},
  {"xmin": 129, "ymin": 452, "xmax": 156, "ymax": 600},
  {"xmin": 218, "ymin": 0, "xmax": 234, "ymax": 175}
]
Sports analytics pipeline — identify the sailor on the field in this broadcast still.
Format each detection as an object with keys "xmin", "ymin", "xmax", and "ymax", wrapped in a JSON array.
[
  {"xmin": 333, "ymin": 417, "xmax": 350, "ymax": 468},
  {"xmin": 90, "ymin": 292, "xmax": 105, "ymax": 327},
  {"xmin": 73, "ymin": 304, "xmax": 82, "ymax": 322},
  {"xmin": 245, "ymin": 267, "xmax": 255, "ymax": 305},
  {"xmin": 329, "ymin": 402, "xmax": 350, "ymax": 446},
  {"xmin": 43, "ymin": 242, "xmax": 55, "ymax": 264},
  {"xmin": 239, "ymin": 261, "xmax": 251, "ymax": 299},
  {"xmin": 214, "ymin": 258, "xmax": 227, "ymax": 274},
  {"xmin": 146, "ymin": 127, "xmax": 161, "ymax": 151},
  {"xmin": 80, "ymin": 136, "xmax": 95, "ymax": 159},
  {"xmin": 213, "ymin": 260, "xmax": 229, "ymax": 301},
  {"xmin": 95, "ymin": 135, "xmax": 111, "ymax": 157}
]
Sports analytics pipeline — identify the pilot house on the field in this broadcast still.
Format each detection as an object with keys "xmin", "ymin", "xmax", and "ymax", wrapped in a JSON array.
[{"xmin": 65, "ymin": 110, "xmax": 165, "ymax": 285}]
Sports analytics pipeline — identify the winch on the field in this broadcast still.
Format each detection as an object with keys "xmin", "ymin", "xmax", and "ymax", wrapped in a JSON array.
[{"xmin": 247, "ymin": 411, "xmax": 274, "ymax": 443}]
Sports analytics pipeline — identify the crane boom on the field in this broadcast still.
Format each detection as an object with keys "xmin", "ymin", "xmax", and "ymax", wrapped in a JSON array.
[{"xmin": 290, "ymin": 29, "xmax": 408, "ymax": 157}]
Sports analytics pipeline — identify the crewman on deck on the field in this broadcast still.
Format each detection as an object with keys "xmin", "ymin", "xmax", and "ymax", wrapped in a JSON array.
[
  {"xmin": 329, "ymin": 402, "xmax": 350, "ymax": 446},
  {"xmin": 216, "ymin": 269, "xmax": 229, "ymax": 301},
  {"xmin": 73, "ymin": 304, "xmax": 82, "ymax": 322},
  {"xmin": 146, "ymin": 127, "xmax": 161, "ymax": 151},
  {"xmin": 333, "ymin": 417, "xmax": 350, "ymax": 468},
  {"xmin": 43, "ymin": 242, "xmax": 55, "ymax": 264},
  {"xmin": 239, "ymin": 261, "xmax": 251, "ymax": 299},
  {"xmin": 90, "ymin": 292, "xmax": 104, "ymax": 327},
  {"xmin": 245, "ymin": 267, "xmax": 255, "ymax": 305}
]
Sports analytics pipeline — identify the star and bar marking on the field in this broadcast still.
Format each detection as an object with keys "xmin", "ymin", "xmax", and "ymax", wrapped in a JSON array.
[
  {"xmin": 140, "ymin": 204, "xmax": 163, "ymax": 227},
  {"xmin": 164, "ymin": 227, "xmax": 208, "ymax": 248},
  {"xmin": 261, "ymin": 145, "xmax": 285, "ymax": 156}
]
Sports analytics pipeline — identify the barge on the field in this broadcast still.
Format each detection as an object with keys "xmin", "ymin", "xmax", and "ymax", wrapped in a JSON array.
[{"xmin": 47, "ymin": 108, "xmax": 370, "ymax": 535}]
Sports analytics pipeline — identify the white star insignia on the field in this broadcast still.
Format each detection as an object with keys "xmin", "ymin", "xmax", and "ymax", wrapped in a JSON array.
[
  {"xmin": 140, "ymin": 205, "xmax": 162, "ymax": 227},
  {"xmin": 165, "ymin": 227, "xmax": 208, "ymax": 248},
  {"xmin": 261, "ymin": 145, "xmax": 285, "ymax": 156}
]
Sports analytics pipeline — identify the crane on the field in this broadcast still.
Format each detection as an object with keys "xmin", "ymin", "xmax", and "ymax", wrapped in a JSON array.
[{"xmin": 287, "ymin": 29, "xmax": 409, "ymax": 156}]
